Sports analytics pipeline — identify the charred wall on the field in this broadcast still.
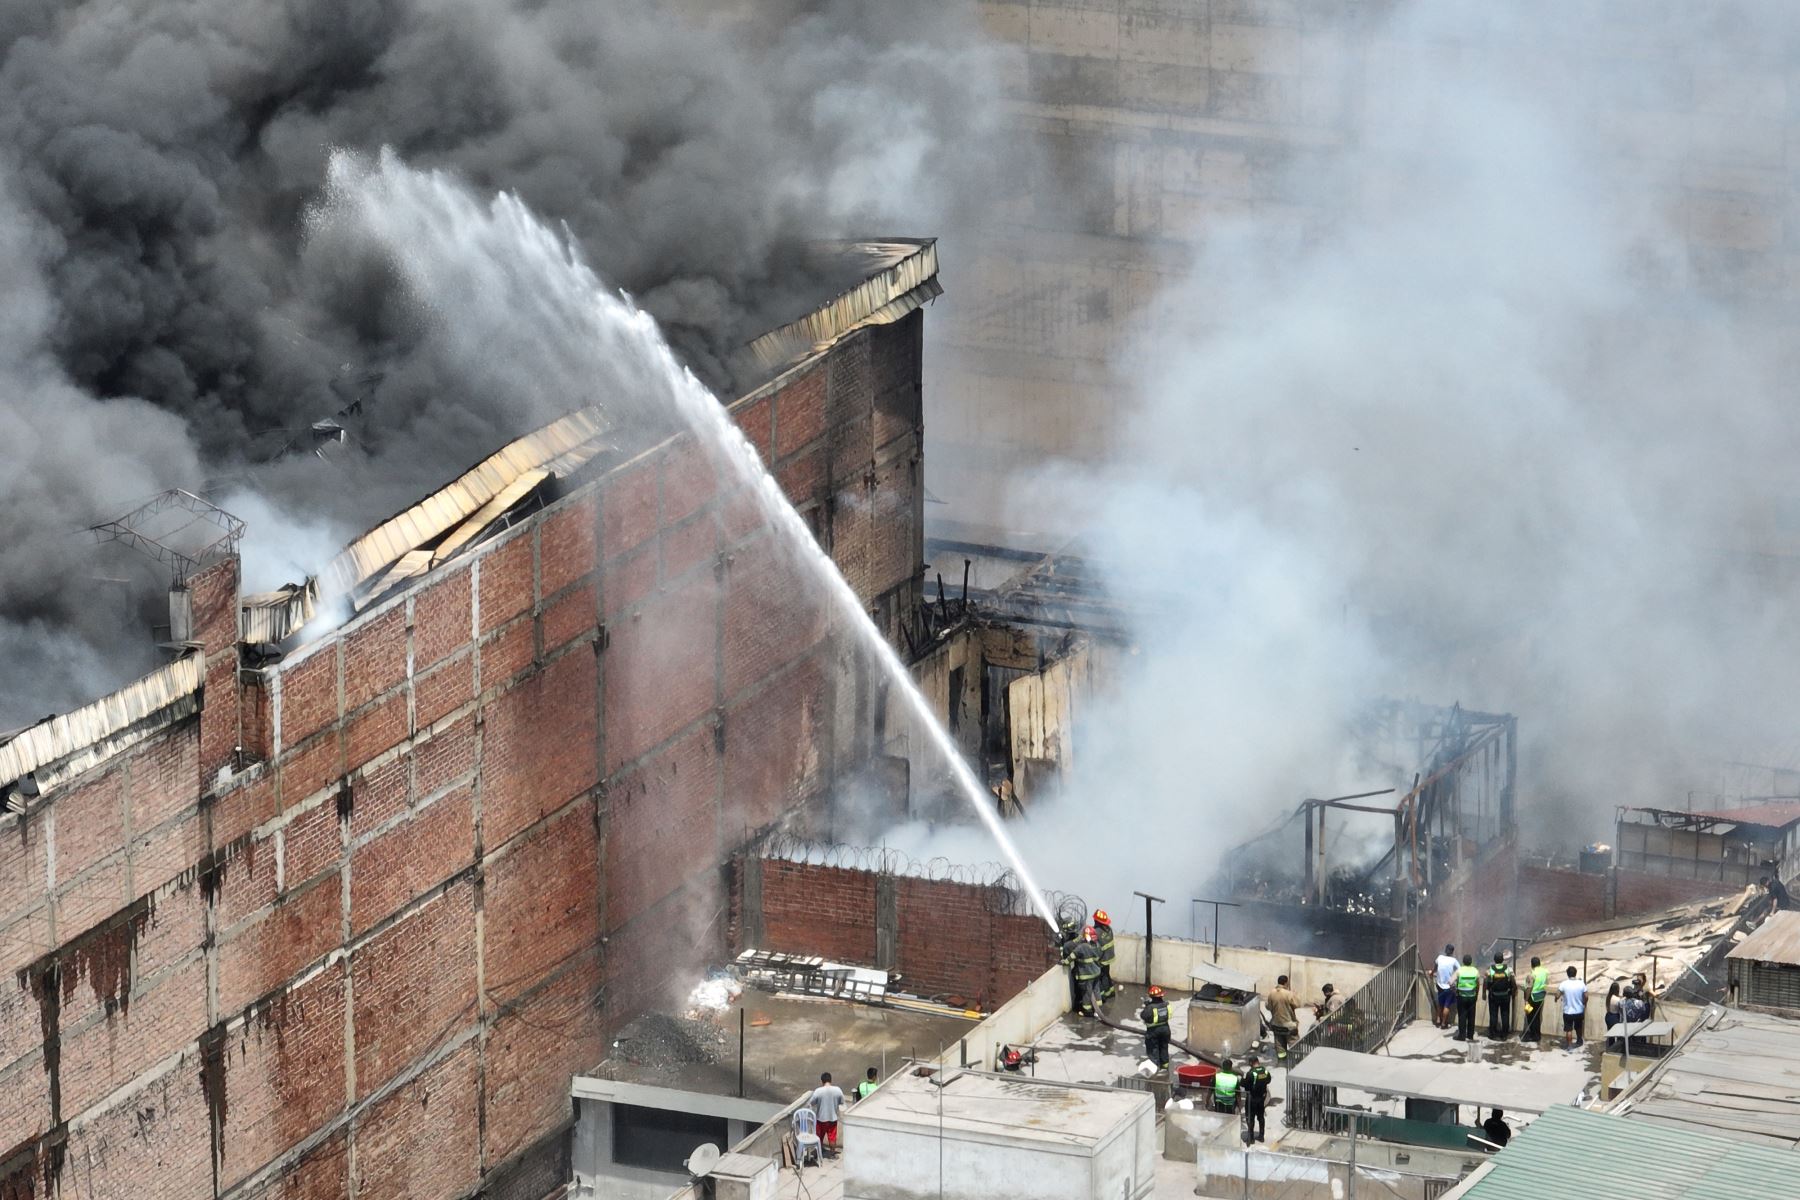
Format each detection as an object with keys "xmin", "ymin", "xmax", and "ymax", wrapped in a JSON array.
[{"xmin": 0, "ymin": 313, "xmax": 924, "ymax": 1200}]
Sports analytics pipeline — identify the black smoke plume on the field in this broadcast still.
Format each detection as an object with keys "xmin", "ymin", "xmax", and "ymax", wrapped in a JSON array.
[{"xmin": 0, "ymin": 0, "xmax": 1026, "ymax": 724}]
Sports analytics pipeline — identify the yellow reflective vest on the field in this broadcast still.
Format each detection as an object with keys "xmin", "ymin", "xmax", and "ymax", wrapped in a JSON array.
[{"xmin": 1456, "ymin": 964, "xmax": 1480, "ymax": 997}]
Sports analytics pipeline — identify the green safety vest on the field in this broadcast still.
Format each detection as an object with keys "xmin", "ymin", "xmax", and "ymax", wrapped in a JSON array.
[
  {"xmin": 1488, "ymin": 965, "xmax": 1513, "ymax": 995},
  {"xmin": 1214, "ymin": 1071, "xmax": 1239, "ymax": 1100},
  {"xmin": 856, "ymin": 1081, "xmax": 877, "ymax": 1100},
  {"xmin": 1456, "ymin": 965, "xmax": 1481, "ymax": 997},
  {"xmin": 1530, "ymin": 967, "xmax": 1549, "ymax": 1001}
]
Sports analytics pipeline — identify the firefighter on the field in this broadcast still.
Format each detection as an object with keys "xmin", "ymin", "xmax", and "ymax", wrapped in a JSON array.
[
  {"xmin": 1242, "ymin": 1054, "xmax": 1272, "ymax": 1143},
  {"xmin": 1212, "ymin": 1058, "xmax": 1239, "ymax": 1113},
  {"xmin": 1093, "ymin": 909, "xmax": 1117, "ymax": 1000},
  {"xmin": 1455, "ymin": 954, "xmax": 1481, "ymax": 1041},
  {"xmin": 1484, "ymin": 953, "xmax": 1514, "ymax": 1039},
  {"xmin": 1139, "ymin": 985, "xmax": 1171, "ymax": 1069},
  {"xmin": 1522, "ymin": 956, "xmax": 1549, "ymax": 1042},
  {"xmin": 1057, "ymin": 916, "xmax": 1082, "ymax": 1010},
  {"xmin": 1071, "ymin": 926, "xmax": 1103, "ymax": 1017}
]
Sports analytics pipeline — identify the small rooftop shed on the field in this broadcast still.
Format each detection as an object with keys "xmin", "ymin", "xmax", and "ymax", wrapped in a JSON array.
[
  {"xmin": 842, "ymin": 1068, "xmax": 1154, "ymax": 1200},
  {"xmin": 1726, "ymin": 909, "xmax": 1800, "ymax": 1010}
]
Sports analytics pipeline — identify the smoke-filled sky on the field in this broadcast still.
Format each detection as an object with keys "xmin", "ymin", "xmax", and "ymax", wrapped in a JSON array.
[
  {"xmin": 0, "ymin": 0, "xmax": 1025, "ymax": 725},
  {"xmin": 6, "ymin": 0, "xmax": 1800, "ymax": 922},
  {"xmin": 884, "ymin": 0, "xmax": 1800, "ymax": 916}
]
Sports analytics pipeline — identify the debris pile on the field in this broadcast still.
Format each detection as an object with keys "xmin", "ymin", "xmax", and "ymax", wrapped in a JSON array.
[{"xmin": 610, "ymin": 1012, "xmax": 729, "ymax": 1072}]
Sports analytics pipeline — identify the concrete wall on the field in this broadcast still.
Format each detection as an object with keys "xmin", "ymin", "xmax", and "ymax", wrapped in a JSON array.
[
  {"xmin": 1111, "ymin": 934, "xmax": 1381, "ymax": 1001},
  {"xmin": 0, "ymin": 316, "xmax": 927, "ymax": 1200},
  {"xmin": 729, "ymin": 854, "xmax": 1057, "ymax": 1011},
  {"xmin": 928, "ymin": 964, "xmax": 1070, "ymax": 1072}
]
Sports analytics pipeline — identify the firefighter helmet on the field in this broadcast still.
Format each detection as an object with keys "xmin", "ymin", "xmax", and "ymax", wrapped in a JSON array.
[
  {"xmin": 1148, "ymin": 985, "xmax": 1164, "ymax": 998},
  {"xmin": 1093, "ymin": 909, "xmax": 1111, "ymax": 926},
  {"xmin": 1082, "ymin": 925, "xmax": 1097, "ymax": 941}
]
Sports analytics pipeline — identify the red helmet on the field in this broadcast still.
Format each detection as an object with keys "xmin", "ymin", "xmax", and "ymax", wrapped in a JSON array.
[
  {"xmin": 1093, "ymin": 909, "xmax": 1111, "ymax": 926},
  {"xmin": 1148, "ymin": 985, "xmax": 1164, "ymax": 998},
  {"xmin": 1082, "ymin": 926, "xmax": 1097, "ymax": 941}
]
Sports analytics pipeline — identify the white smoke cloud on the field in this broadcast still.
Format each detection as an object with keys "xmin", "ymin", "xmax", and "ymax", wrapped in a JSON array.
[{"xmin": 901, "ymin": 0, "xmax": 1800, "ymax": 921}]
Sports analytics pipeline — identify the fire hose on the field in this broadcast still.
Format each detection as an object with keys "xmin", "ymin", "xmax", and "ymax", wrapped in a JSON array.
[{"xmin": 1090, "ymin": 1009, "xmax": 1224, "ymax": 1069}]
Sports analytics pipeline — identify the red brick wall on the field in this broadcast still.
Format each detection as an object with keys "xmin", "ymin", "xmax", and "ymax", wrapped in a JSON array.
[
  {"xmin": 1614, "ymin": 869, "xmax": 1740, "ymax": 916},
  {"xmin": 732, "ymin": 855, "xmax": 1055, "ymax": 1011},
  {"xmin": 1414, "ymin": 846, "xmax": 1739, "ymax": 967},
  {"xmin": 754, "ymin": 861, "xmax": 881, "ymax": 965},
  {"xmin": 0, "ymin": 315, "xmax": 926, "ymax": 1200}
]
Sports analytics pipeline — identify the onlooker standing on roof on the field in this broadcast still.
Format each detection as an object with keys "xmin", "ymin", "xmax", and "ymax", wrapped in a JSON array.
[
  {"xmin": 1093, "ymin": 909, "xmax": 1117, "ymax": 1000},
  {"xmin": 1242, "ymin": 1055, "xmax": 1272, "ymax": 1143},
  {"xmin": 1434, "ymin": 945, "xmax": 1459, "ymax": 1029},
  {"xmin": 1631, "ymin": 972, "xmax": 1657, "ymax": 1019},
  {"xmin": 1603, "ymin": 979, "xmax": 1625, "ymax": 1030},
  {"xmin": 855, "ymin": 1067, "xmax": 879, "ymax": 1101},
  {"xmin": 1266, "ymin": 975, "xmax": 1302, "ymax": 1062},
  {"xmin": 1763, "ymin": 875, "xmax": 1792, "ymax": 911},
  {"xmin": 1454, "ymin": 955, "xmax": 1481, "ymax": 1041},
  {"xmin": 1484, "ymin": 954, "xmax": 1514, "ymax": 1039},
  {"xmin": 809, "ymin": 1072, "xmax": 846, "ymax": 1157},
  {"xmin": 1522, "ymin": 957, "xmax": 1549, "ymax": 1042},
  {"xmin": 1559, "ymin": 966, "xmax": 1588, "ymax": 1050},
  {"xmin": 1481, "ymin": 1109, "xmax": 1512, "ymax": 1148}
]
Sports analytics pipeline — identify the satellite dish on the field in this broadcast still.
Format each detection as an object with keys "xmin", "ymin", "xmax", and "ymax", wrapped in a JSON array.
[{"xmin": 685, "ymin": 1143, "xmax": 722, "ymax": 1178}]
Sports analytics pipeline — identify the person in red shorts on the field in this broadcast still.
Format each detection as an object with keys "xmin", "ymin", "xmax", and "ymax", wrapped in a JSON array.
[{"xmin": 809, "ymin": 1072, "xmax": 846, "ymax": 1157}]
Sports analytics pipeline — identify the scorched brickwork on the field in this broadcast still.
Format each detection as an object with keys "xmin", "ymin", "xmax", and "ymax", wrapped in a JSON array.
[{"xmin": 0, "ymin": 313, "xmax": 926, "ymax": 1200}]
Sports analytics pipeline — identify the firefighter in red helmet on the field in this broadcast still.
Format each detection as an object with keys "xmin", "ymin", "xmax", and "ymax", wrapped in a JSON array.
[
  {"xmin": 1140, "ymin": 984, "xmax": 1171, "ymax": 1069},
  {"xmin": 1071, "ymin": 926, "xmax": 1102, "ymax": 1017},
  {"xmin": 1092, "ymin": 909, "xmax": 1117, "ymax": 1001}
]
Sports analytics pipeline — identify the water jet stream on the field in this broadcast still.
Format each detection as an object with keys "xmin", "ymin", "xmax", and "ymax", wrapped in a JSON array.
[{"xmin": 324, "ymin": 152, "xmax": 1057, "ymax": 928}]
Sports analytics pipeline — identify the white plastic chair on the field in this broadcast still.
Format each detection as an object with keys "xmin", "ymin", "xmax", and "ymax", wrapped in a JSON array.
[{"xmin": 792, "ymin": 1107, "xmax": 822, "ymax": 1166}]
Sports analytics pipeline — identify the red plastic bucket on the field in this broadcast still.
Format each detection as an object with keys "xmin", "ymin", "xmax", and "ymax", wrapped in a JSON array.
[{"xmin": 1175, "ymin": 1064, "xmax": 1216, "ymax": 1090}]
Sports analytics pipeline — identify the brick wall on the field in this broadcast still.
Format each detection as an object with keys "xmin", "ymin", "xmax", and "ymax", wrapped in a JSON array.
[
  {"xmin": 0, "ymin": 314, "xmax": 925, "ymax": 1200},
  {"xmin": 730, "ymin": 855, "xmax": 1055, "ymax": 1011},
  {"xmin": 1415, "ymin": 847, "xmax": 1741, "ymax": 965},
  {"xmin": 1614, "ymin": 869, "xmax": 1742, "ymax": 916}
]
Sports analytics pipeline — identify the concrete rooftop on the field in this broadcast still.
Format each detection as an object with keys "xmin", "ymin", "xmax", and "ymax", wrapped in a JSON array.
[{"xmin": 592, "ymin": 993, "xmax": 977, "ymax": 1106}]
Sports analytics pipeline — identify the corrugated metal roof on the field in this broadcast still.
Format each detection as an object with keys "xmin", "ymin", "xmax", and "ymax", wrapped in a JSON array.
[
  {"xmin": 0, "ymin": 655, "xmax": 203, "ymax": 792},
  {"xmin": 1687, "ymin": 801, "xmax": 1800, "ymax": 828},
  {"xmin": 1610, "ymin": 1005, "xmax": 1800, "ymax": 1148},
  {"xmin": 1286, "ymin": 1048, "xmax": 1565, "ymax": 1115},
  {"xmin": 321, "ymin": 406, "xmax": 606, "ymax": 598},
  {"xmin": 1725, "ymin": 910, "xmax": 1800, "ymax": 966},
  {"xmin": 1520, "ymin": 890, "xmax": 1751, "ymax": 990},
  {"xmin": 747, "ymin": 240, "xmax": 940, "ymax": 370},
  {"xmin": 1449, "ymin": 1104, "xmax": 1789, "ymax": 1200},
  {"xmin": 240, "ymin": 578, "xmax": 319, "ymax": 645}
]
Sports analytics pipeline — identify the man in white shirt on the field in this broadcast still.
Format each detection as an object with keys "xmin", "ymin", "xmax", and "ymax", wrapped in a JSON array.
[
  {"xmin": 1433, "ymin": 945, "xmax": 1460, "ymax": 1029},
  {"xmin": 1558, "ymin": 966, "xmax": 1588, "ymax": 1049},
  {"xmin": 809, "ymin": 1072, "xmax": 846, "ymax": 1157}
]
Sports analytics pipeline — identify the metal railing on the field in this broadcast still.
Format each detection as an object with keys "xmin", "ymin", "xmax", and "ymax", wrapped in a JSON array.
[{"xmin": 1287, "ymin": 942, "xmax": 1418, "ymax": 1069}]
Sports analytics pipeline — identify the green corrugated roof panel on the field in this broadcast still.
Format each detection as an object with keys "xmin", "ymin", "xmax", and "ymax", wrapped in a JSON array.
[{"xmin": 1456, "ymin": 1106, "xmax": 1794, "ymax": 1200}]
